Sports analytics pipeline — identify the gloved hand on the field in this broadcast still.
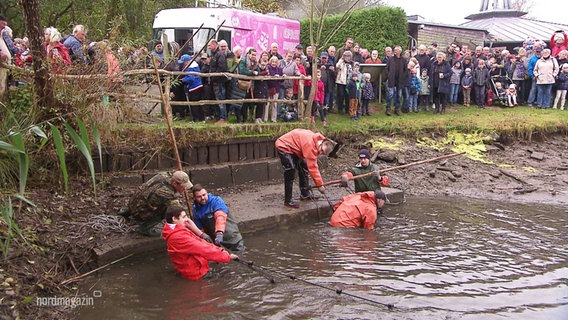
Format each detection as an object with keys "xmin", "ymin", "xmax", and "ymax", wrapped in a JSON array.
[
  {"xmin": 380, "ymin": 175, "xmax": 390, "ymax": 187},
  {"xmin": 340, "ymin": 175, "xmax": 349, "ymax": 187},
  {"xmin": 200, "ymin": 232, "xmax": 213, "ymax": 243},
  {"xmin": 372, "ymin": 171, "xmax": 382, "ymax": 182},
  {"xmin": 214, "ymin": 231, "xmax": 224, "ymax": 246},
  {"xmin": 317, "ymin": 186, "xmax": 326, "ymax": 194}
]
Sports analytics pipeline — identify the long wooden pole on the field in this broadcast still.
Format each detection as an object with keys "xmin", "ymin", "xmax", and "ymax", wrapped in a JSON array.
[
  {"xmin": 324, "ymin": 152, "xmax": 466, "ymax": 186},
  {"xmin": 151, "ymin": 57, "xmax": 195, "ymax": 220}
]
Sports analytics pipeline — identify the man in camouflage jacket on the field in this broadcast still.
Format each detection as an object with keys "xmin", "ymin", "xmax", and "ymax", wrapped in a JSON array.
[{"xmin": 126, "ymin": 171, "xmax": 208, "ymax": 239}]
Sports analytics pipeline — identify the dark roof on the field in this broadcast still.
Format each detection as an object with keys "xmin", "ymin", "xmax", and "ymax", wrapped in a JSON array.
[
  {"xmin": 460, "ymin": 17, "xmax": 568, "ymax": 43},
  {"xmin": 407, "ymin": 20, "xmax": 487, "ymax": 33}
]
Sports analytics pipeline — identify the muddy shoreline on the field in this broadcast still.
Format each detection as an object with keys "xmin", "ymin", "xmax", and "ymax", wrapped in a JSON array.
[{"xmin": 1, "ymin": 133, "xmax": 567, "ymax": 319}]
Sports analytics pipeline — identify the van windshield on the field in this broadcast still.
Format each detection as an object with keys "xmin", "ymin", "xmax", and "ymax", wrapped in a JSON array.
[{"xmin": 152, "ymin": 28, "xmax": 215, "ymax": 55}]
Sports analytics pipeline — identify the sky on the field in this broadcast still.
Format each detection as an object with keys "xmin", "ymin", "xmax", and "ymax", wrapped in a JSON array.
[{"xmin": 384, "ymin": 0, "xmax": 567, "ymax": 25}]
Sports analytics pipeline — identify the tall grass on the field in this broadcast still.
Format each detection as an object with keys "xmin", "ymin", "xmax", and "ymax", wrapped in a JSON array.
[{"xmin": 0, "ymin": 111, "xmax": 102, "ymax": 259}]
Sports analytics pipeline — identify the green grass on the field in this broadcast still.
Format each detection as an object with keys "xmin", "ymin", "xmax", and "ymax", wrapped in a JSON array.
[{"xmin": 104, "ymin": 103, "xmax": 568, "ymax": 146}]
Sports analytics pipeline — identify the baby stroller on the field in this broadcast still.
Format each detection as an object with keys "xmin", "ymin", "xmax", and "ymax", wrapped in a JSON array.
[{"xmin": 488, "ymin": 75, "xmax": 513, "ymax": 106}]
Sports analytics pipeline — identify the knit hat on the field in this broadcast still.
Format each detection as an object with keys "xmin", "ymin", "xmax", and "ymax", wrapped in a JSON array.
[
  {"xmin": 465, "ymin": 68, "xmax": 471, "ymax": 72},
  {"xmin": 359, "ymin": 149, "xmax": 371, "ymax": 159},
  {"xmin": 374, "ymin": 190, "xmax": 386, "ymax": 201}
]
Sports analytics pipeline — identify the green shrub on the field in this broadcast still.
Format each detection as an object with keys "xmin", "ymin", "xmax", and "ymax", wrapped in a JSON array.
[{"xmin": 300, "ymin": 7, "xmax": 408, "ymax": 54}]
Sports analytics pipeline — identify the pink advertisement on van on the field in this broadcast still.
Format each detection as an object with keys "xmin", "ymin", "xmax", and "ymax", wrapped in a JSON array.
[{"xmin": 224, "ymin": 10, "xmax": 300, "ymax": 52}]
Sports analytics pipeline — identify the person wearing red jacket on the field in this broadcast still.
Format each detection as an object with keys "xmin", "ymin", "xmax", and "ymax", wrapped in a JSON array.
[
  {"xmin": 330, "ymin": 190, "xmax": 386, "ymax": 230},
  {"xmin": 162, "ymin": 205, "xmax": 238, "ymax": 280},
  {"xmin": 275, "ymin": 128, "xmax": 336, "ymax": 208},
  {"xmin": 43, "ymin": 27, "xmax": 71, "ymax": 74},
  {"xmin": 310, "ymin": 70, "xmax": 328, "ymax": 126}
]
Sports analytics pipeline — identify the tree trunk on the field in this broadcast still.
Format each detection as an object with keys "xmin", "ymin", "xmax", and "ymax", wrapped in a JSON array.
[{"xmin": 19, "ymin": 0, "xmax": 55, "ymax": 114}]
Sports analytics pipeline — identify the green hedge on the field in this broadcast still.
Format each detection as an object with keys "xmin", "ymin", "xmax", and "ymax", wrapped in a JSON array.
[{"xmin": 299, "ymin": 6, "xmax": 408, "ymax": 56}]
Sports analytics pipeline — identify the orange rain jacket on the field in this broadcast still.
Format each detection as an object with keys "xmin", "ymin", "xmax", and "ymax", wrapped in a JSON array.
[
  {"xmin": 330, "ymin": 191, "xmax": 378, "ymax": 230},
  {"xmin": 162, "ymin": 223, "xmax": 231, "ymax": 280},
  {"xmin": 275, "ymin": 128, "xmax": 326, "ymax": 187}
]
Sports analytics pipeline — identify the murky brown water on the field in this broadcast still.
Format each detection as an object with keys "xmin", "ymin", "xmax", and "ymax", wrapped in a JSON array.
[{"xmin": 77, "ymin": 196, "xmax": 568, "ymax": 319}]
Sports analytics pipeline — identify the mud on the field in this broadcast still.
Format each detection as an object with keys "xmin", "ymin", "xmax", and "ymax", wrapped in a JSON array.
[{"xmin": 1, "ymin": 133, "xmax": 567, "ymax": 319}]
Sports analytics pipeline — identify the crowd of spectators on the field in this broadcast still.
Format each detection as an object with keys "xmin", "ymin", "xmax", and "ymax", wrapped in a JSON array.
[{"xmin": 1, "ymin": 13, "xmax": 567, "ymax": 119}]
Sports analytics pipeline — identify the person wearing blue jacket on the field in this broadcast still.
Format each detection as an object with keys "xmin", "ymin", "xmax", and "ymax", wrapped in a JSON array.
[
  {"xmin": 180, "ymin": 54, "xmax": 204, "ymax": 122},
  {"xmin": 191, "ymin": 184, "xmax": 244, "ymax": 252},
  {"xmin": 526, "ymin": 49, "xmax": 542, "ymax": 106},
  {"xmin": 408, "ymin": 69, "xmax": 421, "ymax": 112}
]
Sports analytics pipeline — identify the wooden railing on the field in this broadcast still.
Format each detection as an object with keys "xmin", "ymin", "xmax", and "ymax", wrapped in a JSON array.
[{"xmin": 1, "ymin": 61, "xmax": 314, "ymax": 119}]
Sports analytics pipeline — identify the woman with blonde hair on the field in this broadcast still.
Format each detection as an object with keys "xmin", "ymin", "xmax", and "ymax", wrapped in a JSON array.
[{"xmin": 44, "ymin": 27, "xmax": 71, "ymax": 73}]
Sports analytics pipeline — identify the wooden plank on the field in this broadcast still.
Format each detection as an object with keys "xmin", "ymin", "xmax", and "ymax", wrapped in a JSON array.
[
  {"xmin": 229, "ymin": 144, "xmax": 239, "ymax": 162},
  {"xmin": 219, "ymin": 144, "xmax": 229, "ymax": 163},
  {"xmin": 209, "ymin": 145, "xmax": 219, "ymax": 164},
  {"xmin": 258, "ymin": 141, "xmax": 267, "ymax": 159},
  {"xmin": 197, "ymin": 146, "xmax": 208, "ymax": 165},
  {"xmin": 246, "ymin": 142, "xmax": 254, "ymax": 161}
]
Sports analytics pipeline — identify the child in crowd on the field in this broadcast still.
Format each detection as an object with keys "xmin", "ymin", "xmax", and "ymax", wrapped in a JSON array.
[
  {"xmin": 473, "ymin": 59, "xmax": 490, "ymax": 108},
  {"xmin": 553, "ymin": 63, "xmax": 568, "ymax": 110},
  {"xmin": 494, "ymin": 82, "xmax": 506, "ymax": 99},
  {"xmin": 507, "ymin": 83, "xmax": 518, "ymax": 107},
  {"xmin": 279, "ymin": 88, "xmax": 298, "ymax": 121},
  {"xmin": 408, "ymin": 69, "xmax": 421, "ymax": 112},
  {"xmin": 449, "ymin": 60, "xmax": 463, "ymax": 105},
  {"xmin": 352, "ymin": 62, "xmax": 363, "ymax": 116},
  {"xmin": 311, "ymin": 70, "xmax": 328, "ymax": 126},
  {"xmin": 419, "ymin": 69, "xmax": 430, "ymax": 110},
  {"xmin": 461, "ymin": 68, "xmax": 473, "ymax": 106},
  {"xmin": 347, "ymin": 73, "xmax": 359, "ymax": 120},
  {"xmin": 361, "ymin": 73, "xmax": 375, "ymax": 116}
]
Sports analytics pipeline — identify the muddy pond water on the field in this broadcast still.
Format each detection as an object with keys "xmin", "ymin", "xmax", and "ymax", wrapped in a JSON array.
[{"xmin": 77, "ymin": 196, "xmax": 568, "ymax": 319}]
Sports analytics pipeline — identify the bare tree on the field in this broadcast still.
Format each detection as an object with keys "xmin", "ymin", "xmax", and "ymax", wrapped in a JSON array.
[
  {"xmin": 19, "ymin": 0, "xmax": 55, "ymax": 111},
  {"xmin": 300, "ymin": 0, "xmax": 362, "ymax": 117},
  {"xmin": 511, "ymin": 0, "xmax": 534, "ymax": 12}
]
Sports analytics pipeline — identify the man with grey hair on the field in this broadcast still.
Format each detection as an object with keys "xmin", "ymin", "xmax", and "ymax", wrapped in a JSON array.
[
  {"xmin": 269, "ymin": 42, "xmax": 282, "ymax": 60},
  {"xmin": 63, "ymin": 24, "xmax": 87, "ymax": 63}
]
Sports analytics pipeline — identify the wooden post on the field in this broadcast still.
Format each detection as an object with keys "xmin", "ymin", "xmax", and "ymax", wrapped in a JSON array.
[
  {"xmin": 298, "ymin": 78, "xmax": 304, "ymax": 119},
  {"xmin": 152, "ymin": 58, "xmax": 194, "ymax": 220}
]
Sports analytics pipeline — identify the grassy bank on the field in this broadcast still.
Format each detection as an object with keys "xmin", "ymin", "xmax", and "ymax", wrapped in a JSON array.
[{"xmin": 107, "ymin": 104, "xmax": 568, "ymax": 147}]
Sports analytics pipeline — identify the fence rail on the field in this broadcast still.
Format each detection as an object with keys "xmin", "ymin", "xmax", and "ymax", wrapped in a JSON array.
[{"xmin": 1, "ymin": 61, "xmax": 314, "ymax": 118}]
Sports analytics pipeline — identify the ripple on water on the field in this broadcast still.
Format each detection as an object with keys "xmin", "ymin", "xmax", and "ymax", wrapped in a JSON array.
[{"xmin": 77, "ymin": 197, "xmax": 568, "ymax": 319}]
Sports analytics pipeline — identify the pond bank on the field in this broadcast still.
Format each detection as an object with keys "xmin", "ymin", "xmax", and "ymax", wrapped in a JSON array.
[{"xmin": 1, "ymin": 131, "xmax": 568, "ymax": 319}]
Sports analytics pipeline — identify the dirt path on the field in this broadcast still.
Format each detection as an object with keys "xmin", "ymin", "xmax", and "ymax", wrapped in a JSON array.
[{"xmin": 1, "ymin": 133, "xmax": 567, "ymax": 319}]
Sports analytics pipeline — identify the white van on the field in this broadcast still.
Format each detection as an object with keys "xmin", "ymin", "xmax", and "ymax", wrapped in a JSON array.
[{"xmin": 152, "ymin": 7, "xmax": 301, "ymax": 54}]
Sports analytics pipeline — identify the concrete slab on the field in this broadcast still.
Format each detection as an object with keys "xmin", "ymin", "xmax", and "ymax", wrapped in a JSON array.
[
  {"xmin": 191, "ymin": 165, "xmax": 233, "ymax": 189},
  {"xmin": 232, "ymin": 162, "xmax": 268, "ymax": 185},
  {"xmin": 96, "ymin": 170, "xmax": 405, "ymax": 265}
]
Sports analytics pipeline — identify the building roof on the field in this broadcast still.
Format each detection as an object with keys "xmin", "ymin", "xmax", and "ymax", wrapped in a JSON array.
[
  {"xmin": 460, "ymin": 17, "xmax": 568, "ymax": 43},
  {"xmin": 407, "ymin": 20, "xmax": 487, "ymax": 33}
]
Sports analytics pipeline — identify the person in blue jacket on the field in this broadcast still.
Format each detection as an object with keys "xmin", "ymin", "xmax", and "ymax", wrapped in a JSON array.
[
  {"xmin": 180, "ymin": 54, "xmax": 204, "ymax": 122},
  {"xmin": 191, "ymin": 184, "xmax": 244, "ymax": 252}
]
